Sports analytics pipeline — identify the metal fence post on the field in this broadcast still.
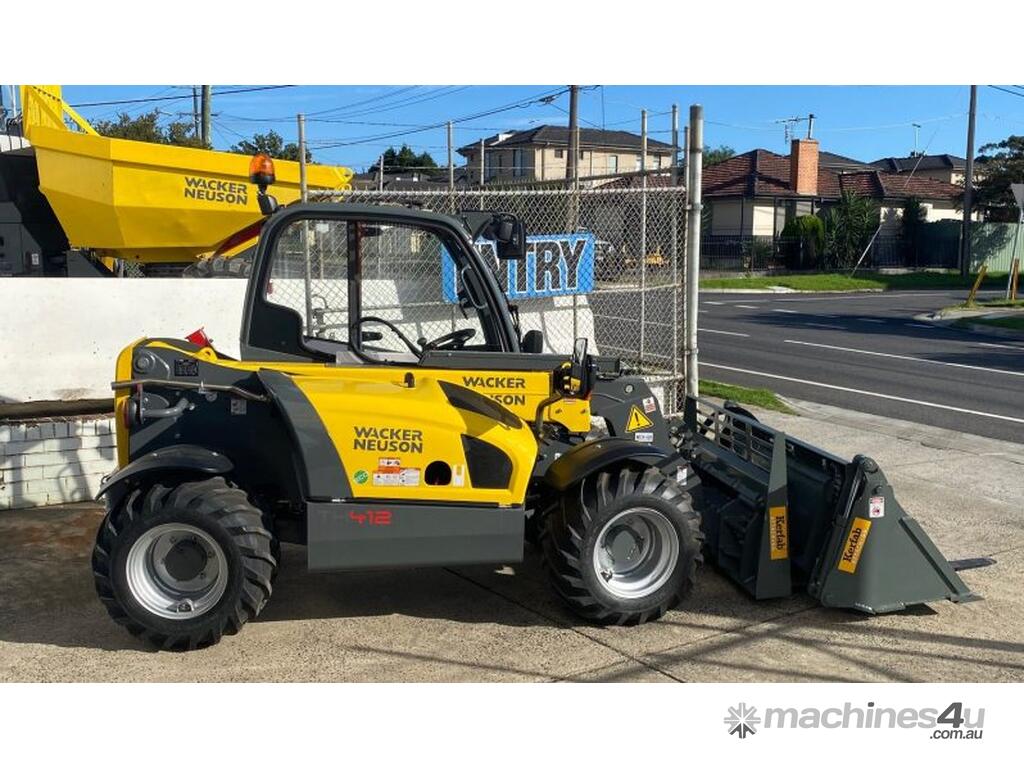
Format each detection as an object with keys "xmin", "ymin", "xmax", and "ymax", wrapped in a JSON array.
[
  {"xmin": 298, "ymin": 113, "xmax": 316, "ymax": 318},
  {"xmin": 685, "ymin": 105, "xmax": 704, "ymax": 398},
  {"xmin": 669, "ymin": 105, "xmax": 680, "ymax": 412},
  {"xmin": 571, "ymin": 126, "xmax": 581, "ymax": 342},
  {"xmin": 639, "ymin": 110, "xmax": 648, "ymax": 371}
]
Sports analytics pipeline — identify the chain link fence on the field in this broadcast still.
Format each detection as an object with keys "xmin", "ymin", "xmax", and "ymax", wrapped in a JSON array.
[
  {"xmin": 125, "ymin": 181, "xmax": 691, "ymax": 413},
  {"xmin": 331, "ymin": 184, "xmax": 689, "ymax": 412}
]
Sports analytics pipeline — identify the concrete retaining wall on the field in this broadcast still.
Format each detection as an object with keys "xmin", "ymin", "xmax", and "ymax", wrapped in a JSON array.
[
  {"xmin": 0, "ymin": 278, "xmax": 247, "ymax": 404},
  {"xmin": 0, "ymin": 415, "xmax": 117, "ymax": 509},
  {"xmin": 0, "ymin": 278, "xmax": 594, "ymax": 404}
]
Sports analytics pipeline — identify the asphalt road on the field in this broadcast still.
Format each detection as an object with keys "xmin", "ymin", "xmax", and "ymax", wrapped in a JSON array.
[{"xmin": 695, "ymin": 289, "xmax": 1024, "ymax": 443}]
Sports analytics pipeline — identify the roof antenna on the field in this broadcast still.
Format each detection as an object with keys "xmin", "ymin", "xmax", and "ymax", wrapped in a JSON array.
[{"xmin": 775, "ymin": 114, "xmax": 815, "ymax": 146}]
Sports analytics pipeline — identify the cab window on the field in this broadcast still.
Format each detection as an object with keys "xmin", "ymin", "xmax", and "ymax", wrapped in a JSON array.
[{"xmin": 262, "ymin": 216, "xmax": 503, "ymax": 362}]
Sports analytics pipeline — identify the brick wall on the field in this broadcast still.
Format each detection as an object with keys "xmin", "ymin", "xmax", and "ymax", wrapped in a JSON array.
[{"xmin": 0, "ymin": 415, "xmax": 117, "ymax": 510}]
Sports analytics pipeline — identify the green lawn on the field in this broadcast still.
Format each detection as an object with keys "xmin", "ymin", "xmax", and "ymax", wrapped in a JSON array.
[
  {"xmin": 701, "ymin": 271, "xmax": 1006, "ymax": 293},
  {"xmin": 958, "ymin": 298, "xmax": 1024, "ymax": 309},
  {"xmin": 698, "ymin": 379, "xmax": 793, "ymax": 413},
  {"xmin": 963, "ymin": 314, "xmax": 1024, "ymax": 331}
]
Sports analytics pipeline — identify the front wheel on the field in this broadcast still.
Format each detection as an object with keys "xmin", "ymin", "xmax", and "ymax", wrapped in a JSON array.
[
  {"xmin": 541, "ymin": 465, "xmax": 703, "ymax": 625},
  {"xmin": 92, "ymin": 477, "xmax": 277, "ymax": 650}
]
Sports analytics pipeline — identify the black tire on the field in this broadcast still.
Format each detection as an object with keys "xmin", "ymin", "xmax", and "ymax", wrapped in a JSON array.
[
  {"xmin": 92, "ymin": 477, "xmax": 277, "ymax": 650},
  {"xmin": 540, "ymin": 465, "xmax": 703, "ymax": 625}
]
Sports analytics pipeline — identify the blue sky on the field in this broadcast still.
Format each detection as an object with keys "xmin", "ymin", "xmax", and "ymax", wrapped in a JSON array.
[{"xmin": 39, "ymin": 85, "xmax": 1024, "ymax": 172}]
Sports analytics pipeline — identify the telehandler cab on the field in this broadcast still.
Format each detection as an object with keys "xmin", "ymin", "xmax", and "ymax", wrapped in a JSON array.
[{"xmin": 93, "ymin": 156, "xmax": 978, "ymax": 650}]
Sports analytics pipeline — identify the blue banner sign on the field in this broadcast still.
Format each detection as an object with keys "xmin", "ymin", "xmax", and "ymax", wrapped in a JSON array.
[{"xmin": 442, "ymin": 232, "xmax": 595, "ymax": 302}]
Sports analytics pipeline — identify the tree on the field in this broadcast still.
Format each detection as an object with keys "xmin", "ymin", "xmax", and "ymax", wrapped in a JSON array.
[
  {"xmin": 900, "ymin": 197, "xmax": 927, "ymax": 266},
  {"xmin": 781, "ymin": 214, "xmax": 826, "ymax": 269},
  {"xmin": 823, "ymin": 192, "xmax": 880, "ymax": 268},
  {"xmin": 969, "ymin": 135, "xmax": 1024, "ymax": 222},
  {"xmin": 370, "ymin": 144, "xmax": 438, "ymax": 173},
  {"xmin": 230, "ymin": 130, "xmax": 310, "ymax": 163},
  {"xmin": 93, "ymin": 110, "xmax": 205, "ymax": 148},
  {"xmin": 704, "ymin": 145, "xmax": 736, "ymax": 166}
]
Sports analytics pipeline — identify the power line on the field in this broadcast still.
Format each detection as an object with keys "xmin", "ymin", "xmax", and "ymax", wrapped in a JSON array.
[
  {"xmin": 313, "ymin": 87, "xmax": 570, "ymax": 150},
  {"xmin": 69, "ymin": 85, "xmax": 296, "ymax": 108},
  {"xmin": 989, "ymin": 85, "xmax": 1024, "ymax": 99},
  {"xmin": 305, "ymin": 85, "xmax": 421, "ymax": 117}
]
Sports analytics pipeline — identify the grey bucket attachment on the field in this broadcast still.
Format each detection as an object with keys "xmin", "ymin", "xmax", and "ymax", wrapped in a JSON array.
[{"xmin": 679, "ymin": 396, "xmax": 976, "ymax": 613}]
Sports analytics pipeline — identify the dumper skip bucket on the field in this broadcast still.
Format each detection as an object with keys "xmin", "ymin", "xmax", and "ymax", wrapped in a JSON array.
[
  {"xmin": 679, "ymin": 397, "xmax": 976, "ymax": 613},
  {"xmin": 19, "ymin": 85, "xmax": 354, "ymax": 263}
]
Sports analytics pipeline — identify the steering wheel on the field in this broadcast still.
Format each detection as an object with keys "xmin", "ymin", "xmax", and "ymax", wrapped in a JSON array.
[
  {"xmin": 353, "ymin": 316, "xmax": 423, "ymax": 357},
  {"xmin": 420, "ymin": 327, "xmax": 477, "ymax": 352}
]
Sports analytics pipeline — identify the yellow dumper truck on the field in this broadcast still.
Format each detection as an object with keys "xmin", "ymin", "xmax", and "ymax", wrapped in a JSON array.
[{"xmin": 0, "ymin": 85, "xmax": 352, "ymax": 276}]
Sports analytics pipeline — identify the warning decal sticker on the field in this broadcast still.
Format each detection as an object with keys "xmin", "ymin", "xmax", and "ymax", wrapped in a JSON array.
[
  {"xmin": 625, "ymin": 405, "xmax": 654, "ymax": 433},
  {"xmin": 869, "ymin": 495, "xmax": 885, "ymax": 518},
  {"xmin": 838, "ymin": 518, "xmax": 872, "ymax": 574},
  {"xmin": 372, "ymin": 457, "xmax": 421, "ymax": 487}
]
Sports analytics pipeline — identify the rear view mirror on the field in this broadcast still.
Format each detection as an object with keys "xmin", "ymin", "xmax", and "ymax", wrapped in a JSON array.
[
  {"xmin": 494, "ymin": 215, "xmax": 526, "ymax": 260},
  {"xmin": 462, "ymin": 211, "xmax": 527, "ymax": 260}
]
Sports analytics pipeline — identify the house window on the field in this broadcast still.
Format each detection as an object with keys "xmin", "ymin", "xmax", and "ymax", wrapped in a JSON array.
[
  {"xmin": 513, "ymin": 148, "xmax": 523, "ymax": 177},
  {"xmin": 607, "ymin": 155, "xmax": 618, "ymax": 175},
  {"xmin": 579, "ymin": 150, "xmax": 585, "ymax": 160},
  {"xmin": 654, "ymin": 155, "xmax": 662, "ymax": 170},
  {"xmin": 635, "ymin": 154, "xmax": 642, "ymax": 171},
  {"xmin": 554, "ymin": 149, "xmax": 564, "ymax": 159}
]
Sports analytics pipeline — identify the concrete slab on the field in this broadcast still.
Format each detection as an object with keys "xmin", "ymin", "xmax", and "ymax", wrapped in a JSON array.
[{"xmin": 641, "ymin": 547, "xmax": 1024, "ymax": 683}]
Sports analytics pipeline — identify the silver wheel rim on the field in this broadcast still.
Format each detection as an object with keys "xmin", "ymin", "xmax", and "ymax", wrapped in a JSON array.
[
  {"xmin": 591, "ymin": 507, "xmax": 679, "ymax": 599},
  {"xmin": 125, "ymin": 523, "xmax": 229, "ymax": 620}
]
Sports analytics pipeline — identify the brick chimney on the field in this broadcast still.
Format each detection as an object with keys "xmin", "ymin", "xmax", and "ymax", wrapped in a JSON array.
[{"xmin": 790, "ymin": 138, "xmax": 819, "ymax": 196}]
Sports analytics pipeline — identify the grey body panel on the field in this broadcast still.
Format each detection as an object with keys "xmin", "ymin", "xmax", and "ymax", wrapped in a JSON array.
[
  {"xmin": 256, "ymin": 369, "xmax": 350, "ymax": 501},
  {"xmin": 543, "ymin": 438, "xmax": 668, "ymax": 492},
  {"xmin": 307, "ymin": 501, "xmax": 524, "ymax": 571},
  {"xmin": 96, "ymin": 444, "xmax": 233, "ymax": 499}
]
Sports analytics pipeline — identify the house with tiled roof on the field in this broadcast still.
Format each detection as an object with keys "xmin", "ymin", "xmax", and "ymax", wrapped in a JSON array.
[
  {"xmin": 457, "ymin": 125, "xmax": 675, "ymax": 183},
  {"xmin": 697, "ymin": 140, "xmax": 970, "ymax": 237},
  {"xmin": 870, "ymin": 154, "xmax": 968, "ymax": 186}
]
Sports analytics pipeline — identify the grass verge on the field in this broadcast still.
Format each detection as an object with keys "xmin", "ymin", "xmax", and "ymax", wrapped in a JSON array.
[
  {"xmin": 698, "ymin": 379, "xmax": 794, "ymax": 413},
  {"xmin": 701, "ymin": 271, "xmax": 1006, "ymax": 293},
  {"xmin": 960, "ymin": 315, "xmax": 1024, "ymax": 331}
]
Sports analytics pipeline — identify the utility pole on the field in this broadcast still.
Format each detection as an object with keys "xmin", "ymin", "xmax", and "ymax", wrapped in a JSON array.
[
  {"xmin": 192, "ymin": 87, "xmax": 201, "ymax": 139},
  {"xmin": 684, "ymin": 105, "xmax": 704, "ymax": 398},
  {"xmin": 200, "ymin": 85, "xmax": 212, "ymax": 147},
  {"xmin": 566, "ymin": 85, "xmax": 579, "ymax": 181},
  {"xmin": 670, "ymin": 105, "xmax": 680, "ymax": 183},
  {"xmin": 478, "ymin": 138, "xmax": 485, "ymax": 186},
  {"xmin": 447, "ymin": 121, "xmax": 454, "ymax": 191},
  {"xmin": 297, "ymin": 114, "xmax": 308, "ymax": 202},
  {"xmin": 378, "ymin": 153, "xmax": 385, "ymax": 191},
  {"xmin": 961, "ymin": 85, "xmax": 977, "ymax": 277}
]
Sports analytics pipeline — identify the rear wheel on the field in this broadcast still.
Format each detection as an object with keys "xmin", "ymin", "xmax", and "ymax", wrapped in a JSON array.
[
  {"xmin": 92, "ymin": 477, "xmax": 276, "ymax": 650},
  {"xmin": 541, "ymin": 465, "xmax": 702, "ymax": 624}
]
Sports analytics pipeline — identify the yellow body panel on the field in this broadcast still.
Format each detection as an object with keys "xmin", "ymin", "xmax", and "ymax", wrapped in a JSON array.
[
  {"xmin": 141, "ymin": 341, "xmax": 592, "ymax": 438},
  {"xmin": 122, "ymin": 340, "xmax": 585, "ymax": 505},
  {"xmin": 113, "ymin": 340, "xmax": 138, "ymax": 468},
  {"xmin": 21, "ymin": 85, "xmax": 353, "ymax": 263},
  {"xmin": 290, "ymin": 375, "xmax": 537, "ymax": 505}
]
